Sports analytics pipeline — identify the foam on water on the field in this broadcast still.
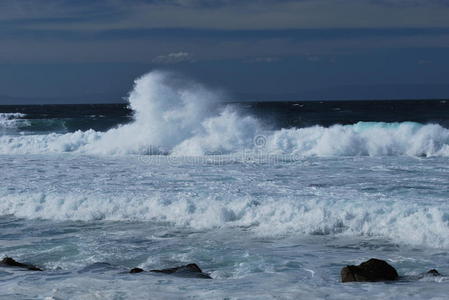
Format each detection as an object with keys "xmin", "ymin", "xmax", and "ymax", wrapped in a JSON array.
[
  {"xmin": 1, "ymin": 190, "xmax": 449, "ymax": 248},
  {"xmin": 2, "ymin": 72, "xmax": 449, "ymax": 298},
  {"xmin": 0, "ymin": 71, "xmax": 449, "ymax": 157},
  {"xmin": 1, "ymin": 121, "xmax": 449, "ymax": 157},
  {"xmin": 0, "ymin": 112, "xmax": 30, "ymax": 129},
  {"xmin": 266, "ymin": 122, "xmax": 449, "ymax": 157}
]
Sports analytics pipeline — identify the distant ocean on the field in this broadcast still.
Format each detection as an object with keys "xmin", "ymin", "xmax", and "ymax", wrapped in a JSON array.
[{"xmin": 1, "ymin": 71, "xmax": 449, "ymax": 299}]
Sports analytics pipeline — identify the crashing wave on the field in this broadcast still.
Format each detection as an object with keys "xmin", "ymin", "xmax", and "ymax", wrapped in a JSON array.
[
  {"xmin": 0, "ymin": 71, "xmax": 448, "ymax": 157},
  {"xmin": 0, "ymin": 113, "xmax": 30, "ymax": 129},
  {"xmin": 1, "ymin": 190, "xmax": 449, "ymax": 248}
]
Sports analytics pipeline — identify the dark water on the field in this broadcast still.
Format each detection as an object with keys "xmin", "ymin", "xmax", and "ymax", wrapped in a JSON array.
[
  {"xmin": 0, "ymin": 103, "xmax": 132, "ymax": 132},
  {"xmin": 242, "ymin": 100, "xmax": 449, "ymax": 128},
  {"xmin": 1, "ymin": 100, "xmax": 449, "ymax": 133}
]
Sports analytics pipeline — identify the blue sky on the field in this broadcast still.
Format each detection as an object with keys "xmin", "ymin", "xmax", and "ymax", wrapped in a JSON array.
[{"xmin": 1, "ymin": 0, "xmax": 449, "ymax": 103}]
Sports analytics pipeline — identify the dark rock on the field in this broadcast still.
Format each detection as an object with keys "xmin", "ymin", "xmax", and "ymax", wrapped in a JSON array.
[
  {"xmin": 341, "ymin": 258, "xmax": 398, "ymax": 282},
  {"xmin": 411, "ymin": 269, "xmax": 443, "ymax": 280},
  {"xmin": 426, "ymin": 269, "xmax": 441, "ymax": 276},
  {"xmin": 0, "ymin": 257, "xmax": 42, "ymax": 271},
  {"xmin": 130, "ymin": 267, "xmax": 144, "ymax": 274},
  {"xmin": 150, "ymin": 263, "xmax": 212, "ymax": 279}
]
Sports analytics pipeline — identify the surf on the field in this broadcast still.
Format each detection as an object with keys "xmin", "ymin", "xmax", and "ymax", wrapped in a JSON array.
[{"xmin": 0, "ymin": 71, "xmax": 449, "ymax": 157}]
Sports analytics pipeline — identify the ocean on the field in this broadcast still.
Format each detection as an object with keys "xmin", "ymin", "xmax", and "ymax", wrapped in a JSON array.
[{"xmin": 1, "ymin": 71, "xmax": 449, "ymax": 299}]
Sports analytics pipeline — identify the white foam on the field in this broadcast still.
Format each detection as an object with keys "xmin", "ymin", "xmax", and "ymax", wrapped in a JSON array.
[
  {"xmin": 82, "ymin": 71, "xmax": 225, "ymax": 155},
  {"xmin": 0, "ymin": 130, "xmax": 100, "ymax": 154},
  {"xmin": 2, "ymin": 189, "xmax": 449, "ymax": 248},
  {"xmin": 0, "ymin": 71, "xmax": 449, "ymax": 157},
  {"xmin": 1, "ymin": 121, "xmax": 448, "ymax": 157},
  {"xmin": 0, "ymin": 112, "xmax": 30, "ymax": 129},
  {"xmin": 265, "ymin": 122, "xmax": 449, "ymax": 157}
]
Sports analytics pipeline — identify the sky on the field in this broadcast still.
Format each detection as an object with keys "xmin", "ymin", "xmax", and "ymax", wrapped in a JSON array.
[{"xmin": 1, "ymin": 0, "xmax": 449, "ymax": 103}]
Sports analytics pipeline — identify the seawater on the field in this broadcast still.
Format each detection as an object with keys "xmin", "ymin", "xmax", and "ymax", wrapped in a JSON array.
[{"xmin": 1, "ymin": 71, "xmax": 449, "ymax": 299}]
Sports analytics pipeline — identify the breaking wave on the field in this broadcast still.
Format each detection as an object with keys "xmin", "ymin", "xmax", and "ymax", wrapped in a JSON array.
[
  {"xmin": 0, "ymin": 113, "xmax": 30, "ymax": 129},
  {"xmin": 0, "ymin": 71, "xmax": 449, "ymax": 157},
  {"xmin": 2, "ymin": 190, "xmax": 449, "ymax": 248}
]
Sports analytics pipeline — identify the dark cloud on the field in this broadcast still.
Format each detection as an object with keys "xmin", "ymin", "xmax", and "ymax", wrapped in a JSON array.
[
  {"xmin": 3, "ymin": 0, "xmax": 449, "ymax": 30},
  {"xmin": 2, "ymin": 26, "xmax": 449, "ymax": 42},
  {"xmin": 0, "ymin": 0, "xmax": 448, "ymax": 102}
]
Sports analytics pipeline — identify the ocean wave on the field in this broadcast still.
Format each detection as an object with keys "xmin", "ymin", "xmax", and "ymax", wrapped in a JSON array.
[
  {"xmin": 0, "ymin": 121, "xmax": 448, "ymax": 157},
  {"xmin": 0, "ymin": 113, "xmax": 30, "ymax": 129},
  {"xmin": 2, "ymin": 191, "xmax": 449, "ymax": 248},
  {"xmin": 264, "ymin": 121, "xmax": 449, "ymax": 157},
  {"xmin": 0, "ymin": 71, "xmax": 448, "ymax": 157}
]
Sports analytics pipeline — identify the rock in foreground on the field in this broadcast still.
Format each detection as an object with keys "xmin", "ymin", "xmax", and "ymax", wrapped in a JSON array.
[
  {"xmin": 426, "ymin": 269, "xmax": 441, "ymax": 276},
  {"xmin": 150, "ymin": 263, "xmax": 212, "ymax": 279},
  {"xmin": 129, "ymin": 267, "xmax": 144, "ymax": 273},
  {"xmin": 341, "ymin": 258, "xmax": 398, "ymax": 282},
  {"xmin": 0, "ymin": 257, "xmax": 42, "ymax": 271},
  {"xmin": 129, "ymin": 263, "xmax": 212, "ymax": 279}
]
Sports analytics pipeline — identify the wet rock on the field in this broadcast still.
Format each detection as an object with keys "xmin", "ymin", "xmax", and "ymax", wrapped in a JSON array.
[
  {"xmin": 150, "ymin": 263, "xmax": 212, "ymax": 279},
  {"xmin": 410, "ymin": 269, "xmax": 443, "ymax": 280},
  {"xmin": 341, "ymin": 258, "xmax": 398, "ymax": 282},
  {"xmin": 426, "ymin": 269, "xmax": 441, "ymax": 276},
  {"xmin": 0, "ymin": 257, "xmax": 42, "ymax": 271},
  {"xmin": 130, "ymin": 267, "xmax": 144, "ymax": 274}
]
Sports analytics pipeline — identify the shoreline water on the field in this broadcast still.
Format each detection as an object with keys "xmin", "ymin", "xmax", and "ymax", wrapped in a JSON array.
[{"xmin": 1, "ymin": 73, "xmax": 449, "ymax": 299}]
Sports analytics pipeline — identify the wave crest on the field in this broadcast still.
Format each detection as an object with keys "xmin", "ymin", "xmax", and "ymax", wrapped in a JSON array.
[
  {"xmin": 0, "ymin": 71, "xmax": 449, "ymax": 157},
  {"xmin": 266, "ymin": 122, "xmax": 449, "ymax": 157},
  {"xmin": 0, "ymin": 113, "xmax": 30, "ymax": 129},
  {"xmin": 2, "ymin": 191, "xmax": 449, "ymax": 248}
]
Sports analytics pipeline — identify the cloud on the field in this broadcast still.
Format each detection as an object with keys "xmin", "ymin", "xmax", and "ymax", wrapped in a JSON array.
[
  {"xmin": 3, "ymin": 0, "xmax": 449, "ymax": 31},
  {"xmin": 152, "ymin": 51, "xmax": 194, "ymax": 64},
  {"xmin": 1, "ymin": 0, "xmax": 449, "ymax": 63},
  {"xmin": 1, "ymin": 30, "xmax": 449, "ymax": 64}
]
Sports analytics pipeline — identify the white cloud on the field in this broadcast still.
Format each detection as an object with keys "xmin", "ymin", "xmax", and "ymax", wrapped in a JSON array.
[{"xmin": 152, "ymin": 51, "xmax": 194, "ymax": 64}]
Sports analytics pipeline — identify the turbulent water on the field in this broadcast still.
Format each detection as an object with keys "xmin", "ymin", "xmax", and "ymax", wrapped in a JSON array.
[{"xmin": 1, "ymin": 71, "xmax": 449, "ymax": 299}]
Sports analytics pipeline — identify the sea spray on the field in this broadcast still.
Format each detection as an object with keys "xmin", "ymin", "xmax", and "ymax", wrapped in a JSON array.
[
  {"xmin": 0, "ymin": 71, "xmax": 449, "ymax": 156},
  {"xmin": 0, "ymin": 71, "xmax": 263, "ymax": 155},
  {"xmin": 84, "ymin": 71, "xmax": 229, "ymax": 154}
]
